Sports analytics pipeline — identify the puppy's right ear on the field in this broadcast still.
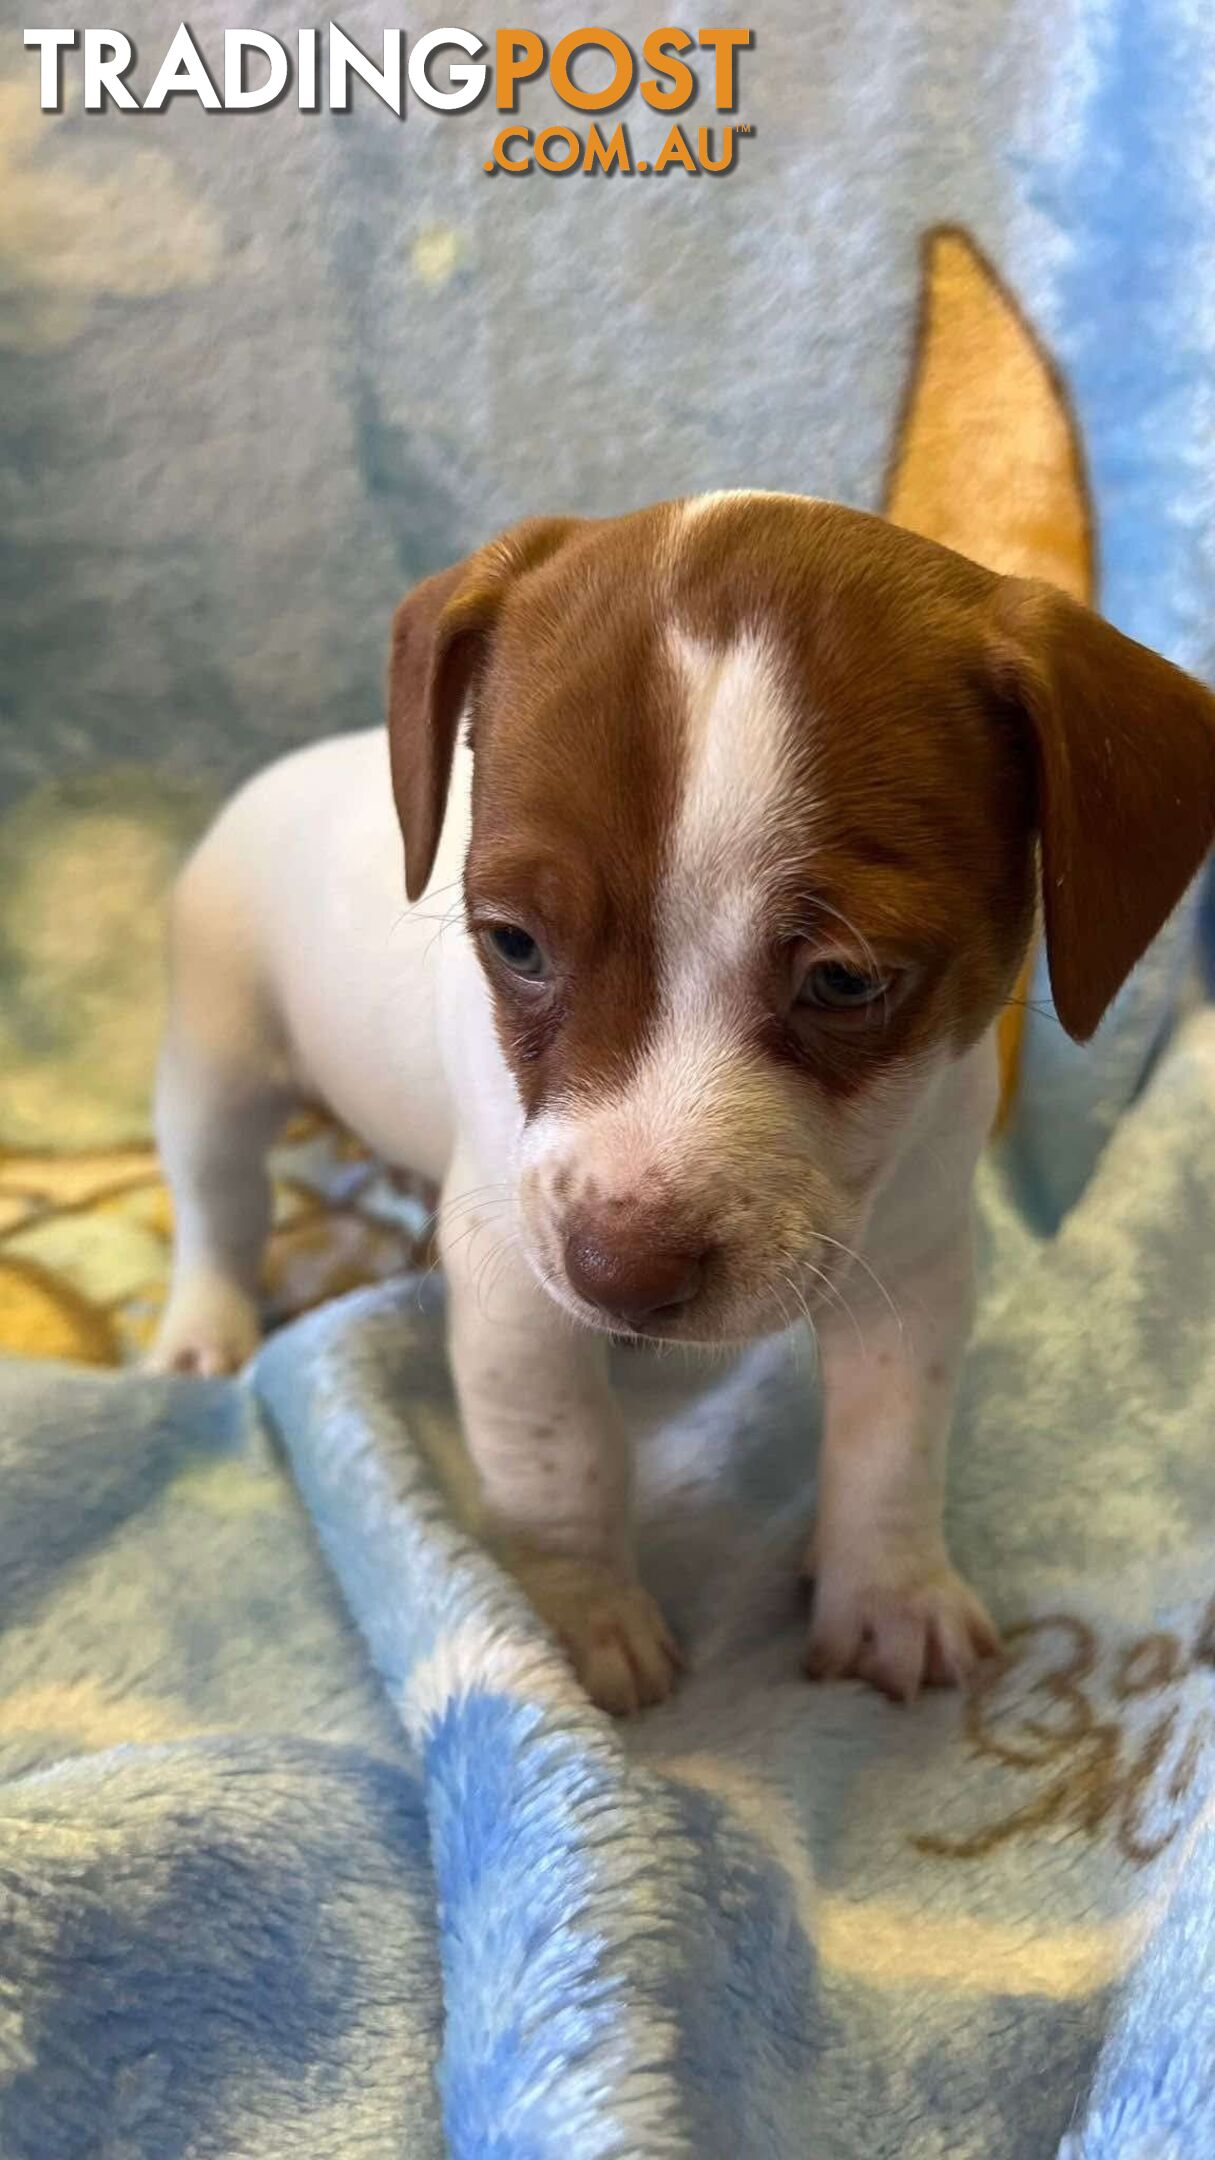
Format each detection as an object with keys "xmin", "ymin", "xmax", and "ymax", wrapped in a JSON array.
[{"xmin": 387, "ymin": 518, "xmax": 582, "ymax": 901}]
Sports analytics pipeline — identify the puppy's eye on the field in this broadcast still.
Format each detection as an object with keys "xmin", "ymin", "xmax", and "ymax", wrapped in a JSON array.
[
  {"xmin": 482, "ymin": 924, "xmax": 548, "ymax": 981},
  {"xmin": 797, "ymin": 960, "xmax": 892, "ymax": 1012}
]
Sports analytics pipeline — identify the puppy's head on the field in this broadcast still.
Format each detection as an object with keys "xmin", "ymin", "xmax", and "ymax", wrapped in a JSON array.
[{"xmin": 389, "ymin": 495, "xmax": 1215, "ymax": 1341}]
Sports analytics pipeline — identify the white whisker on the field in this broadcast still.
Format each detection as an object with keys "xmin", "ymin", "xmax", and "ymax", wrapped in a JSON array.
[{"xmin": 808, "ymin": 1231, "xmax": 905, "ymax": 1337}]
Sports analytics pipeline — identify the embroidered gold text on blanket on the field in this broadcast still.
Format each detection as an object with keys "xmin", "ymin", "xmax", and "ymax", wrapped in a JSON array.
[{"xmin": 915, "ymin": 1609, "xmax": 1215, "ymax": 1865}]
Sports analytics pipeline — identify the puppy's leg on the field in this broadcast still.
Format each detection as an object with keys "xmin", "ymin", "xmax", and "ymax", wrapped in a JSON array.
[
  {"xmin": 147, "ymin": 875, "xmax": 291, "ymax": 1376},
  {"xmin": 804, "ymin": 1218, "xmax": 999, "ymax": 1700},
  {"xmin": 441, "ymin": 1158, "xmax": 680, "ymax": 1714}
]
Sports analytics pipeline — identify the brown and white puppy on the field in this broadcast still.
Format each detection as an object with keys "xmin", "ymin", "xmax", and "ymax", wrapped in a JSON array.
[{"xmin": 149, "ymin": 494, "xmax": 1215, "ymax": 1713}]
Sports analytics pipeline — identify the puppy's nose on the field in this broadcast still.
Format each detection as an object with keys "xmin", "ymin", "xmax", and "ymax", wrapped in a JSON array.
[{"xmin": 563, "ymin": 1226, "xmax": 706, "ymax": 1327}]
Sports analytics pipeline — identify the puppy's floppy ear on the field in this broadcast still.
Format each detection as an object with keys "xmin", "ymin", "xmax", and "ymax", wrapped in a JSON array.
[
  {"xmin": 387, "ymin": 517, "xmax": 581, "ymax": 901},
  {"xmin": 989, "ymin": 578, "xmax": 1215, "ymax": 1042}
]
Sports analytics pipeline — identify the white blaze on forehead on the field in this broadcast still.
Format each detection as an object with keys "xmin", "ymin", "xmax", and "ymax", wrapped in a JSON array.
[
  {"xmin": 581, "ymin": 621, "xmax": 810, "ymax": 1157},
  {"xmin": 520, "ymin": 623, "xmax": 811, "ymax": 1180},
  {"xmin": 677, "ymin": 486, "xmax": 817, "ymax": 532},
  {"xmin": 663, "ymin": 623, "xmax": 804, "ymax": 956}
]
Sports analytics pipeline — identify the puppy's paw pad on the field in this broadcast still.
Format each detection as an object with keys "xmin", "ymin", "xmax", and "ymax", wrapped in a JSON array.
[
  {"xmin": 146, "ymin": 1279, "xmax": 262, "ymax": 1378},
  {"xmin": 512, "ymin": 1555, "xmax": 682, "ymax": 1716},
  {"xmin": 805, "ymin": 1560, "xmax": 999, "ymax": 1702}
]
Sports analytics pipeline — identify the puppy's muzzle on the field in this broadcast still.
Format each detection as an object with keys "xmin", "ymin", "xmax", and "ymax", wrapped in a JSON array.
[{"xmin": 563, "ymin": 1219, "xmax": 707, "ymax": 1329}]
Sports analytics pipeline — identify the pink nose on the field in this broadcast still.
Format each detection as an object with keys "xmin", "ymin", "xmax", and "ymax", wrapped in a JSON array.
[{"xmin": 563, "ymin": 1226, "xmax": 706, "ymax": 1327}]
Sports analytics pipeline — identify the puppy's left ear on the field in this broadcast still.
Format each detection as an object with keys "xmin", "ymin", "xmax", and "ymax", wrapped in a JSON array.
[
  {"xmin": 388, "ymin": 517, "xmax": 581, "ymax": 901},
  {"xmin": 989, "ymin": 579, "xmax": 1215, "ymax": 1041}
]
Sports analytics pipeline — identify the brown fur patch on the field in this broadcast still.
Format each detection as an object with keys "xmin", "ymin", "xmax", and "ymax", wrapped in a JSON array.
[{"xmin": 464, "ymin": 506, "xmax": 685, "ymax": 1113}]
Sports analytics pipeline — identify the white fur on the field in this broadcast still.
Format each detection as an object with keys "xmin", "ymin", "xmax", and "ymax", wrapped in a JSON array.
[
  {"xmin": 665, "ymin": 624, "xmax": 805, "ymax": 939},
  {"xmin": 676, "ymin": 486, "xmax": 815, "ymax": 533},
  {"xmin": 150, "ymin": 698, "xmax": 999, "ymax": 1710}
]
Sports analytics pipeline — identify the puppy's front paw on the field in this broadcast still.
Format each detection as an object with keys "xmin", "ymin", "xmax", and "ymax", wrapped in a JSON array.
[
  {"xmin": 511, "ymin": 1553, "xmax": 682, "ymax": 1716},
  {"xmin": 146, "ymin": 1273, "xmax": 262, "ymax": 1377},
  {"xmin": 804, "ymin": 1548, "xmax": 999, "ymax": 1702}
]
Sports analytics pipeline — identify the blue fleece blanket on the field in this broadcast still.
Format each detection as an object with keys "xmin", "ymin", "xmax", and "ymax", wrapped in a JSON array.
[{"xmin": 3, "ymin": 997, "xmax": 1215, "ymax": 2159}]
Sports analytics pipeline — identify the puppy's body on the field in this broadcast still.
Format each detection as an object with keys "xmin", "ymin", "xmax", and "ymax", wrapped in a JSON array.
[
  {"xmin": 151, "ymin": 495, "xmax": 1215, "ymax": 1712},
  {"xmin": 176, "ymin": 727, "xmax": 464, "ymax": 1181}
]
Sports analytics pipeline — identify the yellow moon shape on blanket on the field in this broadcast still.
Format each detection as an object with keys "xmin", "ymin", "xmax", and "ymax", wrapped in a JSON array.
[{"xmin": 884, "ymin": 225, "xmax": 1094, "ymax": 1126}]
